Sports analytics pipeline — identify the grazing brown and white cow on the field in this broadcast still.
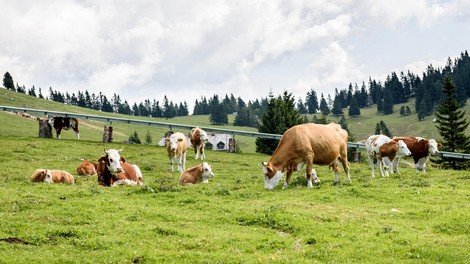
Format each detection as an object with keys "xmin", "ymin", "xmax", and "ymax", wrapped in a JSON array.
[
  {"xmin": 31, "ymin": 169, "xmax": 75, "ymax": 184},
  {"xmin": 391, "ymin": 136, "xmax": 441, "ymax": 174},
  {"xmin": 165, "ymin": 132, "xmax": 188, "ymax": 172},
  {"xmin": 262, "ymin": 123, "xmax": 351, "ymax": 190},
  {"xmin": 48, "ymin": 116, "xmax": 80, "ymax": 139},
  {"xmin": 365, "ymin": 134, "xmax": 411, "ymax": 177},
  {"xmin": 76, "ymin": 160, "xmax": 97, "ymax": 176},
  {"xmin": 189, "ymin": 127, "xmax": 208, "ymax": 160},
  {"xmin": 96, "ymin": 149, "xmax": 143, "ymax": 186},
  {"xmin": 179, "ymin": 162, "xmax": 214, "ymax": 185}
]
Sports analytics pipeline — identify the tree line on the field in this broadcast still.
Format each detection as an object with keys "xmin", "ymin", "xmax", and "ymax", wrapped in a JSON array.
[{"xmin": 3, "ymin": 50, "xmax": 470, "ymax": 126}]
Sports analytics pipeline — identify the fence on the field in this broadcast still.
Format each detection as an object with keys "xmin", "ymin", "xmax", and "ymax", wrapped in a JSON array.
[{"xmin": 1, "ymin": 105, "xmax": 469, "ymax": 160}]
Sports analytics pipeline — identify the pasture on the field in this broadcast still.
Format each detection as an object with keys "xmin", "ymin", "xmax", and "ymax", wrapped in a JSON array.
[{"xmin": 0, "ymin": 136, "xmax": 469, "ymax": 263}]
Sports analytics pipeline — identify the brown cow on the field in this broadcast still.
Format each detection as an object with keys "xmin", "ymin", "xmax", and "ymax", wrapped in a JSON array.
[
  {"xmin": 392, "ymin": 137, "xmax": 441, "ymax": 174},
  {"xmin": 96, "ymin": 149, "xmax": 143, "ymax": 186},
  {"xmin": 31, "ymin": 169, "xmax": 75, "ymax": 184},
  {"xmin": 262, "ymin": 123, "xmax": 350, "ymax": 190},
  {"xmin": 179, "ymin": 162, "xmax": 214, "ymax": 185},
  {"xmin": 48, "ymin": 116, "xmax": 80, "ymax": 139},
  {"xmin": 189, "ymin": 127, "xmax": 208, "ymax": 160},
  {"xmin": 365, "ymin": 134, "xmax": 411, "ymax": 177},
  {"xmin": 76, "ymin": 160, "xmax": 97, "ymax": 176}
]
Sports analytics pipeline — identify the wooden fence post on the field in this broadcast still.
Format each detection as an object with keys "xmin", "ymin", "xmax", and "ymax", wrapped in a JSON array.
[
  {"xmin": 103, "ymin": 126, "xmax": 113, "ymax": 143},
  {"xmin": 38, "ymin": 118, "xmax": 52, "ymax": 138}
]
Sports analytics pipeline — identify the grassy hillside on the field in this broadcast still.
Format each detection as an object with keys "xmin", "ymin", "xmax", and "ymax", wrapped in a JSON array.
[
  {"xmin": 2, "ymin": 88, "xmax": 469, "ymax": 150},
  {"xmin": 0, "ymin": 136, "xmax": 469, "ymax": 263},
  {"xmin": 1, "ymin": 88, "xmax": 469, "ymax": 263}
]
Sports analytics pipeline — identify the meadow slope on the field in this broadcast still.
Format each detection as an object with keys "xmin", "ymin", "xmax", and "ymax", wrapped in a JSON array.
[
  {"xmin": 1, "ymin": 88, "xmax": 470, "ymax": 263},
  {"xmin": 0, "ymin": 136, "xmax": 469, "ymax": 263}
]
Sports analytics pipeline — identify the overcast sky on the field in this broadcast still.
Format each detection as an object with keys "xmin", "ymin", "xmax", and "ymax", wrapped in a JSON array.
[{"xmin": 2, "ymin": 0, "xmax": 469, "ymax": 113}]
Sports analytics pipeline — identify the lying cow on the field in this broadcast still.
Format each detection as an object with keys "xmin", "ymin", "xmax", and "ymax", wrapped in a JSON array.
[
  {"xmin": 76, "ymin": 160, "xmax": 97, "ymax": 176},
  {"xmin": 262, "ymin": 123, "xmax": 351, "ymax": 190},
  {"xmin": 166, "ymin": 132, "xmax": 188, "ymax": 172},
  {"xmin": 391, "ymin": 136, "xmax": 441, "ymax": 174},
  {"xmin": 48, "ymin": 116, "xmax": 80, "ymax": 140},
  {"xmin": 190, "ymin": 127, "xmax": 208, "ymax": 160},
  {"xmin": 365, "ymin": 134, "xmax": 411, "ymax": 177},
  {"xmin": 179, "ymin": 162, "xmax": 214, "ymax": 185},
  {"xmin": 31, "ymin": 169, "xmax": 75, "ymax": 184},
  {"xmin": 97, "ymin": 148, "xmax": 143, "ymax": 186}
]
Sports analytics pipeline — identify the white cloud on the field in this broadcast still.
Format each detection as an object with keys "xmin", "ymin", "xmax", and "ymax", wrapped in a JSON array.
[{"xmin": 1, "ymin": 0, "xmax": 469, "ymax": 113}]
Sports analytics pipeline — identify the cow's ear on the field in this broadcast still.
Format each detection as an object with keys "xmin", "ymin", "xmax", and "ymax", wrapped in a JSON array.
[
  {"xmin": 98, "ymin": 157, "xmax": 106, "ymax": 163},
  {"xmin": 199, "ymin": 165, "xmax": 203, "ymax": 172},
  {"xmin": 165, "ymin": 138, "xmax": 170, "ymax": 142},
  {"xmin": 438, "ymin": 143, "xmax": 443, "ymax": 148},
  {"xmin": 120, "ymin": 156, "xmax": 126, "ymax": 163}
]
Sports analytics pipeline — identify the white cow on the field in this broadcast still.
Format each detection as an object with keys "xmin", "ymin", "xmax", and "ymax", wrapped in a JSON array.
[
  {"xmin": 365, "ymin": 135, "xmax": 411, "ymax": 177},
  {"xmin": 165, "ymin": 132, "xmax": 188, "ymax": 172}
]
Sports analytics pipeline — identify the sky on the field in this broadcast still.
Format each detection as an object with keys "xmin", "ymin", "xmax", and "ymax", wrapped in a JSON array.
[{"xmin": 1, "ymin": 0, "xmax": 470, "ymax": 113}]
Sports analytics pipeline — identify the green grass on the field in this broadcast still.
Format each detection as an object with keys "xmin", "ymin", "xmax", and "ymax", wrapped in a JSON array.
[
  {"xmin": 0, "ymin": 136, "xmax": 469, "ymax": 263},
  {"xmin": 0, "ymin": 88, "xmax": 470, "ymax": 263}
]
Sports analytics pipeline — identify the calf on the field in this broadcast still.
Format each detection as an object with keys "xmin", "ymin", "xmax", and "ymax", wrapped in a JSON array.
[
  {"xmin": 48, "ymin": 116, "xmax": 80, "ymax": 139},
  {"xmin": 179, "ymin": 162, "xmax": 214, "ymax": 185},
  {"xmin": 31, "ymin": 169, "xmax": 75, "ymax": 184},
  {"xmin": 76, "ymin": 160, "xmax": 97, "ymax": 176},
  {"xmin": 96, "ymin": 149, "xmax": 143, "ymax": 186},
  {"xmin": 165, "ymin": 132, "xmax": 188, "ymax": 172},
  {"xmin": 190, "ymin": 127, "xmax": 208, "ymax": 160},
  {"xmin": 365, "ymin": 135, "xmax": 411, "ymax": 177},
  {"xmin": 392, "ymin": 137, "xmax": 441, "ymax": 174}
]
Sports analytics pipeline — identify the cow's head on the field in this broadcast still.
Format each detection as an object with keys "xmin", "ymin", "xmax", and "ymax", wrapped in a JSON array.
[
  {"xmin": 47, "ymin": 116, "xmax": 54, "ymax": 126},
  {"xmin": 262, "ymin": 161, "xmax": 284, "ymax": 190},
  {"xmin": 200, "ymin": 162, "xmax": 214, "ymax": 183},
  {"xmin": 44, "ymin": 170, "xmax": 53, "ymax": 183},
  {"xmin": 166, "ymin": 135, "xmax": 183, "ymax": 152},
  {"xmin": 396, "ymin": 140, "xmax": 412, "ymax": 157},
  {"xmin": 199, "ymin": 129, "xmax": 208, "ymax": 142},
  {"xmin": 103, "ymin": 148, "xmax": 124, "ymax": 173},
  {"xmin": 427, "ymin": 139, "xmax": 440, "ymax": 155}
]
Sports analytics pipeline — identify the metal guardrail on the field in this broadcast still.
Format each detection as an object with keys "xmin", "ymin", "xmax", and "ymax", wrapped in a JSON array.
[
  {"xmin": 0, "ymin": 105, "xmax": 282, "ymax": 139},
  {"xmin": 2, "ymin": 105, "xmax": 470, "ymax": 160}
]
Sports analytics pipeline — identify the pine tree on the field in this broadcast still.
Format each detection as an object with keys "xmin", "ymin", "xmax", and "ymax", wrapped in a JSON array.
[
  {"xmin": 209, "ymin": 95, "xmax": 228, "ymax": 125},
  {"xmin": 145, "ymin": 130, "xmax": 153, "ymax": 145},
  {"xmin": 374, "ymin": 121, "xmax": 391, "ymax": 137},
  {"xmin": 348, "ymin": 96, "xmax": 361, "ymax": 117},
  {"xmin": 3, "ymin": 72, "xmax": 14, "ymax": 90},
  {"xmin": 418, "ymin": 99, "xmax": 426, "ymax": 121},
  {"xmin": 319, "ymin": 94, "xmax": 330, "ymax": 115},
  {"xmin": 306, "ymin": 89, "xmax": 319, "ymax": 114},
  {"xmin": 256, "ymin": 91, "xmax": 302, "ymax": 154},
  {"xmin": 382, "ymin": 88, "xmax": 394, "ymax": 115},
  {"xmin": 435, "ymin": 77, "xmax": 470, "ymax": 169},
  {"xmin": 331, "ymin": 95, "xmax": 343, "ymax": 116}
]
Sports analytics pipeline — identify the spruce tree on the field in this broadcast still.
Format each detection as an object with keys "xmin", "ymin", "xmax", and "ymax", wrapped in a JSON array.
[
  {"xmin": 331, "ymin": 95, "xmax": 343, "ymax": 116},
  {"xmin": 435, "ymin": 77, "xmax": 470, "ymax": 169},
  {"xmin": 3, "ymin": 72, "xmax": 14, "ymax": 90},
  {"xmin": 319, "ymin": 94, "xmax": 330, "ymax": 115},
  {"xmin": 418, "ymin": 99, "xmax": 426, "ymax": 121},
  {"xmin": 382, "ymin": 88, "xmax": 394, "ymax": 115},
  {"xmin": 348, "ymin": 96, "xmax": 361, "ymax": 117},
  {"xmin": 256, "ymin": 91, "xmax": 302, "ymax": 154}
]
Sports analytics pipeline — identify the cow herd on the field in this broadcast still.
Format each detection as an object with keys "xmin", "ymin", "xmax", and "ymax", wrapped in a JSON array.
[
  {"xmin": 30, "ymin": 127, "xmax": 214, "ymax": 187},
  {"xmin": 30, "ymin": 120, "xmax": 442, "ymax": 190}
]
